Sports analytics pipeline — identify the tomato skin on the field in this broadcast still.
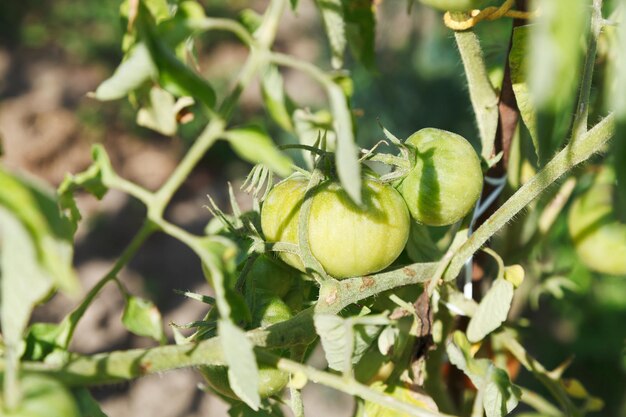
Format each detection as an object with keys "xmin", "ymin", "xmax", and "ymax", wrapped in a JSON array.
[
  {"xmin": 1, "ymin": 375, "xmax": 80, "ymax": 417},
  {"xmin": 419, "ymin": 0, "xmax": 486, "ymax": 12},
  {"xmin": 246, "ymin": 255, "xmax": 296, "ymax": 299},
  {"xmin": 397, "ymin": 128, "xmax": 483, "ymax": 226},
  {"xmin": 261, "ymin": 177, "xmax": 410, "ymax": 278},
  {"xmin": 568, "ymin": 184, "xmax": 626, "ymax": 276}
]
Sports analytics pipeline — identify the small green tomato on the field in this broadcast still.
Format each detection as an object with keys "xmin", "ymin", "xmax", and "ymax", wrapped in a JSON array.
[
  {"xmin": 568, "ymin": 184, "xmax": 626, "ymax": 276},
  {"xmin": 261, "ymin": 177, "xmax": 410, "ymax": 278},
  {"xmin": 396, "ymin": 128, "xmax": 483, "ymax": 226}
]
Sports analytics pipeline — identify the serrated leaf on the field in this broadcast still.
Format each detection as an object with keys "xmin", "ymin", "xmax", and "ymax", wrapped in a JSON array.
[
  {"xmin": 92, "ymin": 43, "xmax": 157, "ymax": 101},
  {"xmin": 122, "ymin": 296, "xmax": 165, "ymax": 343},
  {"xmin": 136, "ymin": 86, "xmax": 177, "ymax": 135},
  {"xmin": 0, "ymin": 168, "xmax": 79, "ymax": 294},
  {"xmin": 58, "ymin": 146, "xmax": 110, "ymax": 232},
  {"xmin": 316, "ymin": 0, "xmax": 346, "ymax": 69},
  {"xmin": 510, "ymin": 26, "xmax": 539, "ymax": 157},
  {"xmin": 219, "ymin": 319, "xmax": 260, "ymax": 410},
  {"xmin": 328, "ymin": 84, "xmax": 361, "ymax": 204},
  {"xmin": 261, "ymin": 65, "xmax": 293, "ymax": 132},
  {"xmin": 74, "ymin": 388, "xmax": 109, "ymax": 417},
  {"xmin": 224, "ymin": 126, "xmax": 293, "ymax": 178},
  {"xmin": 466, "ymin": 278, "xmax": 514, "ymax": 343}
]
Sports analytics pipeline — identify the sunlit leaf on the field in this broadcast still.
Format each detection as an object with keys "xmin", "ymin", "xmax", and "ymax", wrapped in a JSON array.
[
  {"xmin": 220, "ymin": 319, "xmax": 261, "ymax": 410},
  {"xmin": 261, "ymin": 65, "xmax": 294, "ymax": 132},
  {"xmin": 467, "ymin": 278, "xmax": 514, "ymax": 343},
  {"xmin": 224, "ymin": 126, "xmax": 293, "ymax": 178},
  {"xmin": 91, "ymin": 43, "xmax": 157, "ymax": 101},
  {"xmin": 137, "ymin": 86, "xmax": 178, "ymax": 135},
  {"xmin": 122, "ymin": 295, "xmax": 165, "ymax": 343}
]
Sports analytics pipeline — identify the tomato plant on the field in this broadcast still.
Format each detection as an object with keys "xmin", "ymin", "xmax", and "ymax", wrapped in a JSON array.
[
  {"xmin": 261, "ymin": 176, "xmax": 410, "ymax": 278},
  {"xmin": 1, "ymin": 0, "xmax": 624, "ymax": 416}
]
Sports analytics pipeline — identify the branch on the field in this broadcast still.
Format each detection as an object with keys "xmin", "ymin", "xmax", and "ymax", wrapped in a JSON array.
[{"xmin": 444, "ymin": 113, "xmax": 615, "ymax": 281}]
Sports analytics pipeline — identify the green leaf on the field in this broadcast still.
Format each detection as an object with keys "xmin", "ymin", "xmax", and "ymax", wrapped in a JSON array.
[
  {"xmin": 219, "ymin": 319, "xmax": 261, "ymax": 410},
  {"xmin": 342, "ymin": 0, "xmax": 376, "ymax": 69},
  {"xmin": 0, "ymin": 168, "xmax": 79, "ymax": 294},
  {"xmin": 261, "ymin": 65, "xmax": 294, "ymax": 132},
  {"xmin": 483, "ymin": 368, "xmax": 522, "ymax": 417},
  {"xmin": 136, "ymin": 86, "xmax": 178, "ymax": 135},
  {"xmin": 229, "ymin": 402, "xmax": 284, "ymax": 417},
  {"xmin": 74, "ymin": 388, "xmax": 109, "ymax": 417},
  {"xmin": 314, "ymin": 313, "xmax": 384, "ymax": 373},
  {"xmin": 224, "ymin": 126, "xmax": 293, "ymax": 178},
  {"xmin": 447, "ymin": 332, "xmax": 521, "ymax": 417},
  {"xmin": 466, "ymin": 278, "xmax": 514, "ymax": 343},
  {"xmin": 91, "ymin": 43, "xmax": 157, "ymax": 101},
  {"xmin": 510, "ymin": 26, "xmax": 539, "ymax": 157},
  {"xmin": 122, "ymin": 295, "xmax": 165, "ymax": 343},
  {"xmin": 0, "ymin": 207, "xmax": 56, "ymax": 360},
  {"xmin": 58, "ymin": 145, "xmax": 111, "ymax": 233},
  {"xmin": 139, "ymin": 6, "xmax": 216, "ymax": 108},
  {"xmin": 316, "ymin": 0, "xmax": 346, "ymax": 69},
  {"xmin": 529, "ymin": 0, "xmax": 588, "ymax": 164},
  {"xmin": 328, "ymin": 83, "xmax": 361, "ymax": 204}
]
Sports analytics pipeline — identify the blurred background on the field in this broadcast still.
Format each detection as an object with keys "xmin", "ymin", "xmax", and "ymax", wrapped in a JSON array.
[{"xmin": 0, "ymin": 0, "xmax": 625, "ymax": 416}]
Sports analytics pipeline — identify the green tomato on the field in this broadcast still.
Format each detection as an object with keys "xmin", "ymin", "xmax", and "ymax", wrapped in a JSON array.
[
  {"xmin": 246, "ymin": 255, "xmax": 297, "ymax": 299},
  {"xmin": 1, "ymin": 374, "xmax": 80, "ymax": 417},
  {"xmin": 261, "ymin": 177, "xmax": 410, "ymax": 279},
  {"xmin": 251, "ymin": 295, "xmax": 293, "ymax": 329},
  {"xmin": 419, "ymin": 0, "xmax": 487, "ymax": 12},
  {"xmin": 396, "ymin": 128, "xmax": 483, "ymax": 226},
  {"xmin": 568, "ymin": 184, "xmax": 626, "ymax": 276}
]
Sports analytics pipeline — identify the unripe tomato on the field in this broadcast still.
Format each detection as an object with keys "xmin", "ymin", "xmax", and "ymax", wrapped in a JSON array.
[
  {"xmin": 200, "ymin": 297, "xmax": 292, "ymax": 401},
  {"xmin": 246, "ymin": 255, "xmax": 297, "ymax": 299},
  {"xmin": 396, "ymin": 128, "xmax": 483, "ymax": 226},
  {"xmin": 1, "ymin": 374, "xmax": 80, "ymax": 417},
  {"xmin": 261, "ymin": 177, "xmax": 410, "ymax": 278},
  {"xmin": 419, "ymin": 0, "xmax": 487, "ymax": 12},
  {"xmin": 568, "ymin": 184, "xmax": 626, "ymax": 276}
]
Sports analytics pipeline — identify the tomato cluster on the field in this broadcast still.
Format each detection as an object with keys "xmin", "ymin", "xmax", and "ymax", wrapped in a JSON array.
[{"xmin": 261, "ymin": 176, "xmax": 411, "ymax": 278}]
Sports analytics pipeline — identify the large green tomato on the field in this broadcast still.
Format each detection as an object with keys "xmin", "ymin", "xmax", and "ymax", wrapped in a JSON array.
[
  {"xmin": 396, "ymin": 128, "xmax": 483, "ymax": 226},
  {"xmin": 261, "ymin": 177, "xmax": 410, "ymax": 278},
  {"xmin": 568, "ymin": 184, "xmax": 626, "ymax": 276},
  {"xmin": 0, "ymin": 375, "xmax": 80, "ymax": 417},
  {"xmin": 419, "ymin": 0, "xmax": 487, "ymax": 12}
]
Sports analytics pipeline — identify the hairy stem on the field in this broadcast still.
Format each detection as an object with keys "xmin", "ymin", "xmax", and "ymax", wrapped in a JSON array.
[{"xmin": 444, "ymin": 114, "xmax": 615, "ymax": 281}]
